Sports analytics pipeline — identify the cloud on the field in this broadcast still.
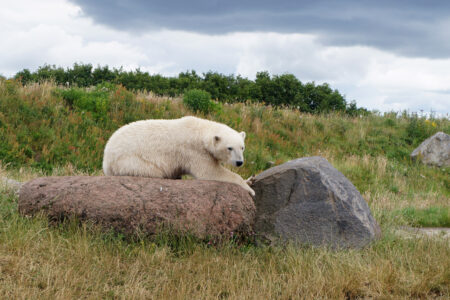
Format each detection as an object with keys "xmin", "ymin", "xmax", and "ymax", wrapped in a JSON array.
[
  {"xmin": 69, "ymin": 0, "xmax": 450, "ymax": 59},
  {"xmin": 0, "ymin": 0, "xmax": 149, "ymax": 76}
]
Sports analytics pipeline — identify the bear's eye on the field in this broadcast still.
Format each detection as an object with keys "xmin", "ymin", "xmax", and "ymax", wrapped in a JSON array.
[{"xmin": 227, "ymin": 147, "xmax": 233, "ymax": 151}]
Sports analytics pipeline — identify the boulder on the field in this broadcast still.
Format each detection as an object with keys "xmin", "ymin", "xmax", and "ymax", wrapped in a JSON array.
[
  {"xmin": 251, "ymin": 156, "xmax": 381, "ymax": 248},
  {"xmin": 18, "ymin": 176, "xmax": 255, "ymax": 239},
  {"xmin": 411, "ymin": 132, "xmax": 450, "ymax": 167}
]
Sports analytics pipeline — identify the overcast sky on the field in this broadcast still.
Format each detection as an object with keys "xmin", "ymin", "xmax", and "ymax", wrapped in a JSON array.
[{"xmin": 1, "ymin": 0, "xmax": 449, "ymax": 115}]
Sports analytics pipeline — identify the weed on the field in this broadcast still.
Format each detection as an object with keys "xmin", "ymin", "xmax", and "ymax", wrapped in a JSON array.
[{"xmin": 183, "ymin": 89, "xmax": 214, "ymax": 114}]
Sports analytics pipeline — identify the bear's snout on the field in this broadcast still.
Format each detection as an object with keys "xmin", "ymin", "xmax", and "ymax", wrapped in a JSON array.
[{"xmin": 236, "ymin": 161, "xmax": 243, "ymax": 167}]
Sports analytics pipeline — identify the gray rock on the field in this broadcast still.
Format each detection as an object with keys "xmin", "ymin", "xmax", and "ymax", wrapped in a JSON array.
[
  {"xmin": 18, "ymin": 176, "xmax": 255, "ymax": 239},
  {"xmin": 1, "ymin": 176, "xmax": 22, "ymax": 194},
  {"xmin": 251, "ymin": 156, "xmax": 381, "ymax": 248},
  {"xmin": 411, "ymin": 132, "xmax": 450, "ymax": 167}
]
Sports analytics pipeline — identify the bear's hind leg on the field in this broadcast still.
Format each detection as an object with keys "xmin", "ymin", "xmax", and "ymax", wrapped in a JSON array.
[{"xmin": 111, "ymin": 155, "xmax": 166, "ymax": 178}]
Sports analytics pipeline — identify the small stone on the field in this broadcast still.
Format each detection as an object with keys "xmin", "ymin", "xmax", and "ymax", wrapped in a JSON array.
[
  {"xmin": 1, "ymin": 176, "xmax": 22, "ymax": 194},
  {"xmin": 411, "ymin": 132, "xmax": 450, "ymax": 167}
]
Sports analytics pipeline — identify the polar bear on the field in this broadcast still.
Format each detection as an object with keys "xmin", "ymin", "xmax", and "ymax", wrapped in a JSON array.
[{"xmin": 103, "ymin": 116, "xmax": 255, "ymax": 196}]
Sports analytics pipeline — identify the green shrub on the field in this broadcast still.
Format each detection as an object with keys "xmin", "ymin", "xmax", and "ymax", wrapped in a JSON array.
[
  {"xmin": 404, "ymin": 115, "xmax": 436, "ymax": 146},
  {"xmin": 58, "ymin": 84, "xmax": 113, "ymax": 122},
  {"xmin": 183, "ymin": 89, "xmax": 214, "ymax": 114},
  {"xmin": 58, "ymin": 88, "xmax": 84, "ymax": 107}
]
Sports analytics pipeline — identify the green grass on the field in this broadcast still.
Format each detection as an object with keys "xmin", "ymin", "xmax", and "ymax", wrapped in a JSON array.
[
  {"xmin": 396, "ymin": 207, "xmax": 450, "ymax": 227},
  {"xmin": 0, "ymin": 79, "xmax": 449, "ymax": 298}
]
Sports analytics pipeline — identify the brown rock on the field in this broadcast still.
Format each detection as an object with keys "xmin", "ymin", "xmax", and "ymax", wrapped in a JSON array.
[{"xmin": 18, "ymin": 176, "xmax": 255, "ymax": 238}]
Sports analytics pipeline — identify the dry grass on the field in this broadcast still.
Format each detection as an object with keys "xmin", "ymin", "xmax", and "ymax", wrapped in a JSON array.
[
  {"xmin": 135, "ymin": 90, "xmax": 183, "ymax": 106},
  {"xmin": 1, "ymin": 202, "xmax": 449, "ymax": 299}
]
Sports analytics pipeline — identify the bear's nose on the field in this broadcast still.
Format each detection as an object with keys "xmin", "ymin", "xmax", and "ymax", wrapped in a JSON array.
[{"xmin": 236, "ymin": 161, "xmax": 243, "ymax": 167}]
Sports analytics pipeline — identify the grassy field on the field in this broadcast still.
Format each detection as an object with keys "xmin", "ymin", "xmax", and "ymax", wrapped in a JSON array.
[{"xmin": 0, "ymin": 79, "xmax": 449, "ymax": 299}]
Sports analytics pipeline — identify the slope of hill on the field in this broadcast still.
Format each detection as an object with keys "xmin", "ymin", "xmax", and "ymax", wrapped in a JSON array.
[{"xmin": 0, "ymin": 79, "xmax": 449, "ymax": 298}]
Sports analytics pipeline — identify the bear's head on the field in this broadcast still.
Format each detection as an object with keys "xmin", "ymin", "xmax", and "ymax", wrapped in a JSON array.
[{"xmin": 208, "ymin": 131, "xmax": 247, "ymax": 167}]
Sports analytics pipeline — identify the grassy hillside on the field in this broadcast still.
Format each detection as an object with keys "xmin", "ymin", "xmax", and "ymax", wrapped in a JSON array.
[{"xmin": 1, "ymin": 79, "xmax": 449, "ymax": 298}]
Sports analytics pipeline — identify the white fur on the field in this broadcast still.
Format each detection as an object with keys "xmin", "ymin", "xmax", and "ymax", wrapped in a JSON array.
[{"xmin": 103, "ymin": 116, "xmax": 255, "ymax": 196}]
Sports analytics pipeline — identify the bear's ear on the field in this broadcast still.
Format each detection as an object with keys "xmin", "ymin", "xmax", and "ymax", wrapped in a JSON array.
[
  {"xmin": 214, "ymin": 136, "xmax": 221, "ymax": 144},
  {"xmin": 240, "ymin": 131, "xmax": 246, "ymax": 140}
]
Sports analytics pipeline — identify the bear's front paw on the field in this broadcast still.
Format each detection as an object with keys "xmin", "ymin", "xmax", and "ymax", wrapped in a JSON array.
[
  {"xmin": 246, "ymin": 186, "xmax": 255, "ymax": 197},
  {"xmin": 246, "ymin": 175, "xmax": 256, "ymax": 186}
]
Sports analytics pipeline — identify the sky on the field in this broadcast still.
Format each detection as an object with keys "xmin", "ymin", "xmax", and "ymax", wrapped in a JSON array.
[{"xmin": 1, "ymin": 0, "xmax": 449, "ymax": 115}]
